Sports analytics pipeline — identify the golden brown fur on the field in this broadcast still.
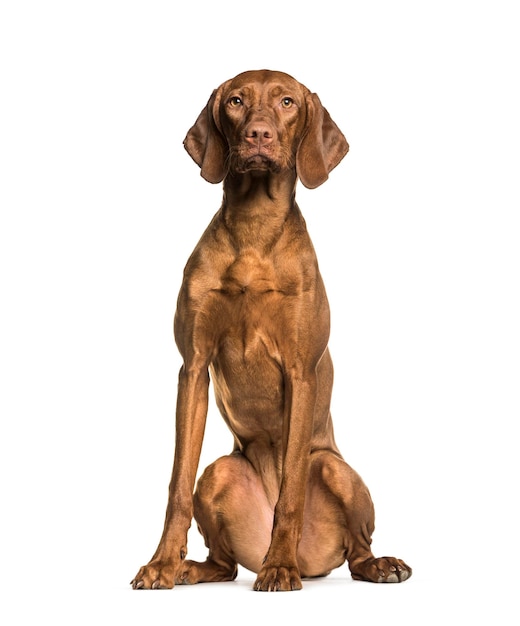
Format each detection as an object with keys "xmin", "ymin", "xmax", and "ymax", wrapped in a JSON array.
[{"xmin": 131, "ymin": 70, "xmax": 411, "ymax": 591}]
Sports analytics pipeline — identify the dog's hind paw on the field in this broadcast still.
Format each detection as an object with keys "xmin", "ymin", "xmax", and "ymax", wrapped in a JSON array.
[{"xmin": 351, "ymin": 556, "xmax": 412, "ymax": 583}]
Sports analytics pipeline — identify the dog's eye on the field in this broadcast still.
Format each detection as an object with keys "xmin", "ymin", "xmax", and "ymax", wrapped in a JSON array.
[
  {"xmin": 281, "ymin": 97, "xmax": 294, "ymax": 108},
  {"xmin": 229, "ymin": 96, "xmax": 243, "ymax": 107}
]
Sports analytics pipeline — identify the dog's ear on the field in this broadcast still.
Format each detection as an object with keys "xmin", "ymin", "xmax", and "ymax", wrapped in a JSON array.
[
  {"xmin": 296, "ymin": 93, "xmax": 349, "ymax": 189},
  {"xmin": 184, "ymin": 89, "xmax": 227, "ymax": 184}
]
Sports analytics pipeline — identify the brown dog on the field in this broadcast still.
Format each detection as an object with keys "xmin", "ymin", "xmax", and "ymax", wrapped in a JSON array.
[{"xmin": 131, "ymin": 69, "xmax": 411, "ymax": 591}]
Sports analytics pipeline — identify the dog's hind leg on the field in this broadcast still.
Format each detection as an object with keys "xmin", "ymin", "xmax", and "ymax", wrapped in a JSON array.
[
  {"xmin": 309, "ymin": 450, "xmax": 412, "ymax": 583},
  {"xmin": 176, "ymin": 453, "xmax": 273, "ymax": 584}
]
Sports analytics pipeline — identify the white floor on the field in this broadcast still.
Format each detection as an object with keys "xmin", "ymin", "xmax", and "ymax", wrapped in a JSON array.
[{"xmin": 4, "ymin": 561, "xmax": 514, "ymax": 626}]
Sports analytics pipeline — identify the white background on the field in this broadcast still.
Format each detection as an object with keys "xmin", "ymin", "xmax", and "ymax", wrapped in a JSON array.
[{"xmin": 1, "ymin": 1, "xmax": 519, "ymax": 624}]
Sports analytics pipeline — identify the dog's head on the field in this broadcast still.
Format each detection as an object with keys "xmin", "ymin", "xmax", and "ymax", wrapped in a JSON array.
[{"xmin": 184, "ymin": 70, "xmax": 349, "ymax": 189}]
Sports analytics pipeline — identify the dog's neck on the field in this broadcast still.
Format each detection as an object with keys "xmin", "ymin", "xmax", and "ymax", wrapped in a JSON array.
[{"xmin": 221, "ymin": 170, "xmax": 298, "ymax": 249}]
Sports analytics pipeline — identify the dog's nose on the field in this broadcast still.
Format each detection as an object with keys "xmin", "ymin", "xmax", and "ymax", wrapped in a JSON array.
[{"xmin": 244, "ymin": 121, "xmax": 273, "ymax": 146}]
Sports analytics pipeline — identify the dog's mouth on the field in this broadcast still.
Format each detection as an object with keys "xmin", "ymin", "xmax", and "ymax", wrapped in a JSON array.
[
  {"xmin": 244, "ymin": 155, "xmax": 272, "ymax": 169},
  {"xmin": 234, "ymin": 153, "xmax": 281, "ymax": 174}
]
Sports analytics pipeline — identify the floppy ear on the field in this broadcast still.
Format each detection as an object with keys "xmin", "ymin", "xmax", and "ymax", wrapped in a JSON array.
[
  {"xmin": 183, "ymin": 89, "xmax": 227, "ymax": 184},
  {"xmin": 296, "ymin": 93, "xmax": 349, "ymax": 189}
]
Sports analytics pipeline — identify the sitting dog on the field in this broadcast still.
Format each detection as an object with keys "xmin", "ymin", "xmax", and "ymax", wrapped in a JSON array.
[{"xmin": 131, "ymin": 69, "xmax": 412, "ymax": 591}]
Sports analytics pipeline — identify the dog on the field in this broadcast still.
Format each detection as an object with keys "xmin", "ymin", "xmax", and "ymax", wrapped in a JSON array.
[{"xmin": 131, "ymin": 69, "xmax": 411, "ymax": 591}]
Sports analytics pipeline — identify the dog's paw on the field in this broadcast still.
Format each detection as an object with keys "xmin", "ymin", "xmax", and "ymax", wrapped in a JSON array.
[
  {"xmin": 253, "ymin": 566, "xmax": 302, "ymax": 592},
  {"xmin": 131, "ymin": 559, "xmax": 177, "ymax": 590},
  {"xmin": 351, "ymin": 556, "xmax": 412, "ymax": 583},
  {"xmin": 175, "ymin": 559, "xmax": 238, "ymax": 585}
]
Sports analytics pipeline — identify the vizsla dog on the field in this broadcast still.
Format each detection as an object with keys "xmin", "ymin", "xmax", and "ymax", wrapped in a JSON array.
[{"xmin": 131, "ymin": 69, "xmax": 411, "ymax": 592}]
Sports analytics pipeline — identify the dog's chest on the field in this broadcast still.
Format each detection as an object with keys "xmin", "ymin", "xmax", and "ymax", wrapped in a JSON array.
[{"xmin": 219, "ymin": 250, "xmax": 296, "ymax": 297}]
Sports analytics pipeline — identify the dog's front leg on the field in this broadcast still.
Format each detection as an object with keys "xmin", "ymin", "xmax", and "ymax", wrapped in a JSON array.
[
  {"xmin": 131, "ymin": 364, "xmax": 210, "ymax": 589},
  {"xmin": 254, "ymin": 369, "xmax": 317, "ymax": 592}
]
